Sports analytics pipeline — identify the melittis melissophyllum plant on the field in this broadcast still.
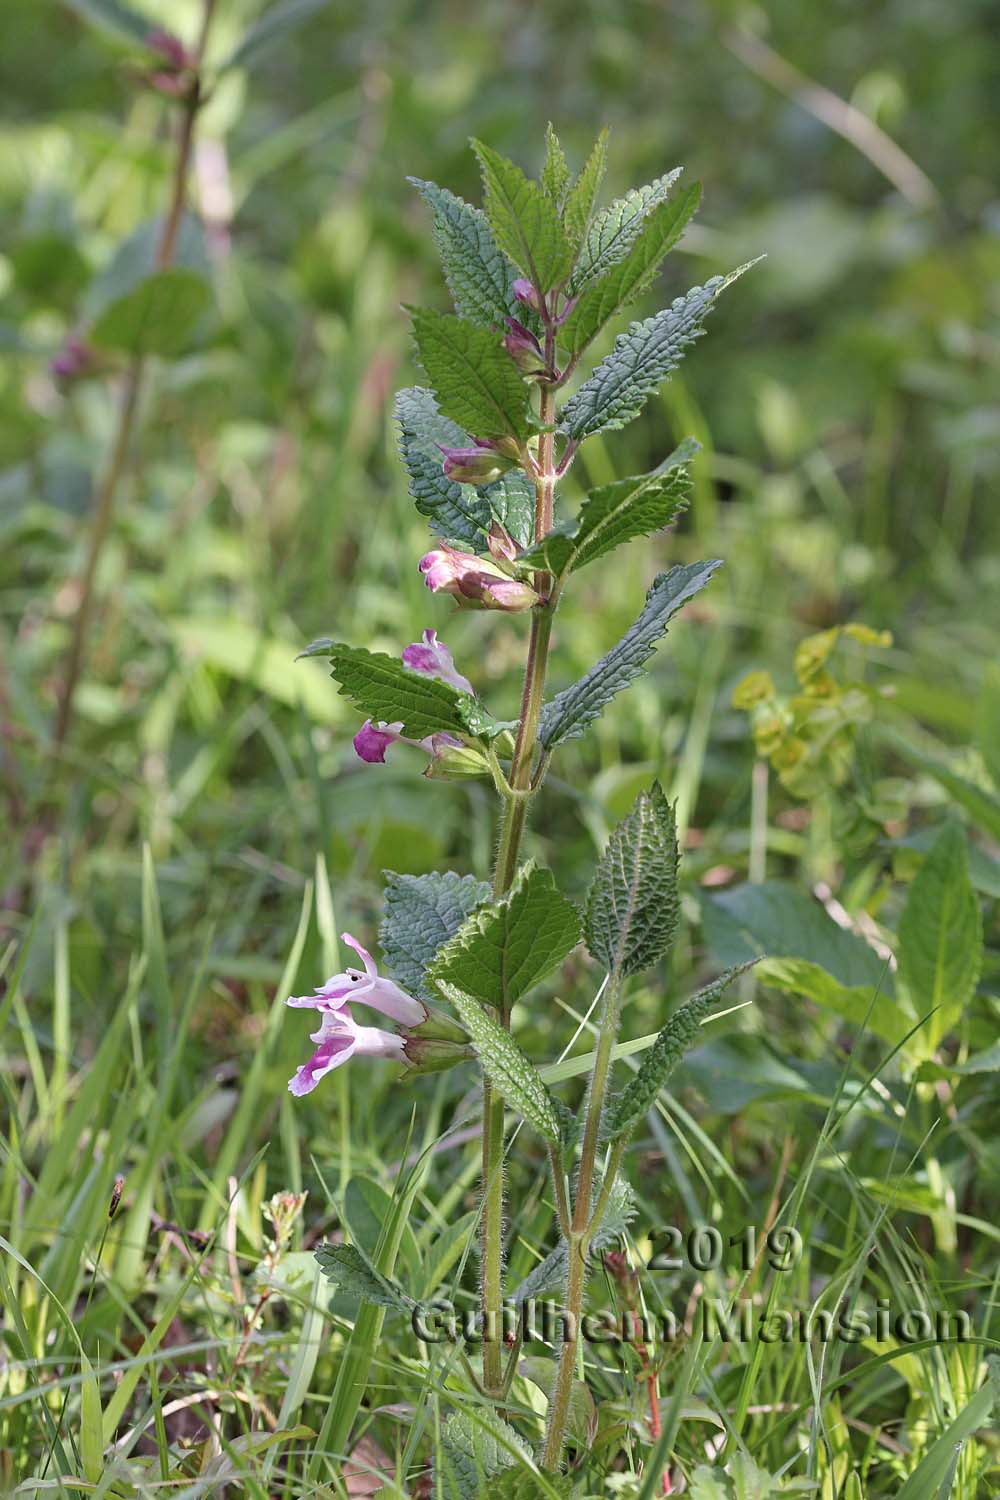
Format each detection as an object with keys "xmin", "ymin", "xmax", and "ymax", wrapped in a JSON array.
[{"xmin": 292, "ymin": 127, "xmax": 758, "ymax": 1479}]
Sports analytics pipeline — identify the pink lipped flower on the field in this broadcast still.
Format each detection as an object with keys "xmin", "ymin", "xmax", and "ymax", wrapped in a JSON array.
[
  {"xmin": 353, "ymin": 720, "xmax": 462, "ymax": 765},
  {"xmin": 285, "ymin": 933, "xmax": 426, "ymax": 1095},
  {"xmin": 401, "ymin": 628, "xmax": 474, "ymax": 694},
  {"xmin": 419, "ymin": 544, "xmax": 539, "ymax": 612}
]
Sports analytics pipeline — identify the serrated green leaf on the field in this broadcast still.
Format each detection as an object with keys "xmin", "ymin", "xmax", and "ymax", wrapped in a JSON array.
[
  {"xmin": 569, "ymin": 170, "xmax": 681, "ymax": 293},
  {"xmin": 394, "ymin": 386, "xmax": 493, "ymax": 544},
  {"xmin": 539, "ymin": 560, "xmax": 721, "ymax": 749},
  {"xmin": 516, "ymin": 441, "xmax": 696, "ymax": 579},
  {"xmin": 436, "ymin": 980, "xmax": 561, "ymax": 1143},
  {"xmin": 898, "ymin": 821, "xmax": 982, "ymax": 1051},
  {"xmin": 409, "ymin": 306, "xmax": 530, "ymax": 441},
  {"xmin": 559, "ymin": 182, "xmax": 702, "ymax": 354},
  {"xmin": 410, "ymin": 178, "xmax": 520, "ymax": 326},
  {"xmin": 540, "ymin": 123, "xmax": 572, "ymax": 205},
  {"xmin": 472, "ymin": 139, "xmax": 574, "ymax": 293},
  {"xmin": 561, "ymin": 128, "xmax": 609, "ymax": 249},
  {"xmin": 490, "ymin": 1467, "xmax": 577, "ymax": 1500},
  {"xmin": 314, "ymin": 1243, "xmax": 414, "ymax": 1312},
  {"xmin": 607, "ymin": 963, "xmax": 754, "ymax": 1135},
  {"xmin": 324, "ymin": 642, "xmax": 467, "ymax": 740},
  {"xmin": 380, "ymin": 871, "xmax": 490, "ymax": 1003},
  {"xmin": 431, "ymin": 863, "xmax": 581, "ymax": 1010},
  {"xmin": 559, "ymin": 262, "xmax": 758, "ymax": 441},
  {"xmin": 90, "ymin": 267, "xmax": 212, "ymax": 357},
  {"xmin": 395, "ymin": 386, "xmax": 535, "ymax": 548},
  {"xmin": 439, "ymin": 1411, "xmax": 534, "ymax": 1500},
  {"xmin": 585, "ymin": 782, "xmax": 680, "ymax": 980}
]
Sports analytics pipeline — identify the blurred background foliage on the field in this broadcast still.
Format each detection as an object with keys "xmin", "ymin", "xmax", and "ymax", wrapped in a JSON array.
[{"xmin": 1, "ymin": 0, "xmax": 999, "ymax": 1488}]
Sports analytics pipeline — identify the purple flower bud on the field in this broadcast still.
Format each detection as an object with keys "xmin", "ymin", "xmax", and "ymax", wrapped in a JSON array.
[
  {"xmin": 486, "ymin": 521, "xmax": 518, "ymax": 564},
  {"xmin": 512, "ymin": 279, "xmax": 542, "ymax": 313},
  {"xmin": 554, "ymin": 294, "xmax": 579, "ymax": 327},
  {"xmin": 438, "ymin": 443, "xmax": 511, "ymax": 485},
  {"xmin": 419, "ymin": 545, "xmax": 539, "ymax": 612},
  {"xmin": 50, "ymin": 335, "xmax": 95, "ymax": 385},
  {"xmin": 503, "ymin": 318, "xmax": 548, "ymax": 377},
  {"xmin": 147, "ymin": 27, "xmax": 196, "ymax": 71}
]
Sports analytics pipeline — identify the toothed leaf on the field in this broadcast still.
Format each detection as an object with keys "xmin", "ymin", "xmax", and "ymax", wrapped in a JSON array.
[
  {"xmin": 472, "ymin": 139, "xmax": 574, "ymax": 293},
  {"xmin": 516, "ymin": 441, "xmax": 696, "ymax": 577},
  {"xmin": 560, "ymin": 262, "xmax": 757, "ymax": 441},
  {"xmin": 539, "ymin": 560, "xmax": 721, "ymax": 749},
  {"xmin": 409, "ymin": 306, "xmax": 531, "ymax": 441},
  {"xmin": 380, "ymin": 870, "xmax": 491, "ymax": 1003},
  {"xmin": 568, "ymin": 170, "xmax": 681, "ymax": 293},
  {"xmin": 585, "ymin": 781, "xmax": 680, "ymax": 979},
  {"xmin": 409, "ymin": 178, "xmax": 520, "ymax": 326},
  {"xmin": 560, "ymin": 128, "xmax": 609, "ymax": 249},
  {"xmin": 436, "ymin": 980, "xmax": 562, "ymax": 1144},
  {"xmin": 607, "ymin": 963, "xmax": 755, "ymax": 1135},
  {"xmin": 559, "ymin": 182, "xmax": 701, "ymax": 354}
]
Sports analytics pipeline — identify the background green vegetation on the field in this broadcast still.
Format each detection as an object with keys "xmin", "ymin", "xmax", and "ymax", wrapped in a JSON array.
[{"xmin": 1, "ymin": 0, "xmax": 998, "ymax": 1492}]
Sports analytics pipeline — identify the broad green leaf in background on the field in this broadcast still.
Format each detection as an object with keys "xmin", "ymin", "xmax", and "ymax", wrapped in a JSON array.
[
  {"xmin": 430, "ymin": 862, "xmax": 580, "ymax": 1010},
  {"xmin": 83, "ymin": 214, "xmax": 211, "ymax": 323},
  {"xmin": 380, "ymin": 870, "xmax": 490, "ymax": 1002},
  {"xmin": 559, "ymin": 262, "xmax": 758, "ymax": 440},
  {"xmin": 222, "ymin": 0, "xmax": 334, "ymax": 71},
  {"xmin": 560, "ymin": 128, "xmax": 609, "ymax": 249},
  {"xmin": 409, "ymin": 306, "xmax": 531, "ymax": 440},
  {"xmin": 759, "ymin": 956, "xmax": 909, "ymax": 1047},
  {"xmin": 62, "ymin": 0, "xmax": 152, "ymax": 45},
  {"xmin": 516, "ymin": 441, "xmax": 695, "ymax": 578},
  {"xmin": 314, "ymin": 1243, "xmax": 414, "ymax": 1312},
  {"xmin": 435, "ymin": 980, "xmax": 562, "ymax": 1144},
  {"xmin": 974, "ymin": 664, "xmax": 1000, "ymax": 787},
  {"xmin": 89, "ymin": 268, "xmax": 212, "ymax": 357},
  {"xmin": 701, "ymin": 880, "xmax": 893, "ymax": 993},
  {"xmin": 568, "ymin": 170, "xmax": 681, "ymax": 293},
  {"xmin": 314, "ymin": 642, "xmax": 469, "ymax": 741},
  {"xmin": 898, "ymin": 821, "xmax": 982, "ymax": 1050},
  {"xmin": 410, "ymin": 178, "xmax": 520, "ymax": 326},
  {"xmin": 584, "ymin": 781, "xmax": 679, "ymax": 979},
  {"xmin": 559, "ymin": 182, "xmax": 702, "ymax": 353},
  {"xmin": 607, "ymin": 961, "xmax": 755, "ymax": 1135},
  {"xmin": 471, "ymin": 139, "xmax": 574, "ymax": 292},
  {"xmin": 539, "ymin": 560, "xmax": 721, "ymax": 749}
]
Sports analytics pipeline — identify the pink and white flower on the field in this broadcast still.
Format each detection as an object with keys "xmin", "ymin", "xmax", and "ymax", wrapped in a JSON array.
[
  {"xmin": 401, "ymin": 629, "xmax": 474, "ymax": 694},
  {"xmin": 419, "ymin": 544, "xmax": 539, "ymax": 612},
  {"xmin": 353, "ymin": 720, "xmax": 463, "ymax": 765},
  {"xmin": 286, "ymin": 933, "xmax": 426, "ymax": 1027},
  {"xmin": 286, "ymin": 934, "xmax": 426, "ymax": 1095}
]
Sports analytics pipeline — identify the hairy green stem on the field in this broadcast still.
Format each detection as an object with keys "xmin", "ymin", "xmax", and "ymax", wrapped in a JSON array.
[
  {"xmin": 479, "ymin": 373, "xmax": 557, "ymax": 1394},
  {"xmin": 542, "ymin": 970, "xmax": 623, "ymax": 1468}
]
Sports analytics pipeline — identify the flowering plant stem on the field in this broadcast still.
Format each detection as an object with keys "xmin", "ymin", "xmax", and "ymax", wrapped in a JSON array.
[{"xmin": 480, "ymin": 374, "xmax": 556, "ymax": 1394}]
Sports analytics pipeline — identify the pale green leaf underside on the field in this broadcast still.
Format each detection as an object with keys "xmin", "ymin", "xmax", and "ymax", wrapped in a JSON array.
[
  {"xmin": 584, "ymin": 781, "xmax": 679, "ymax": 979},
  {"xmin": 559, "ymin": 261, "xmax": 759, "ymax": 441},
  {"xmin": 409, "ymin": 177, "xmax": 520, "ymax": 326},
  {"xmin": 607, "ymin": 962, "xmax": 756, "ymax": 1135},
  {"xmin": 516, "ymin": 439, "xmax": 697, "ymax": 577},
  {"xmin": 559, "ymin": 181, "xmax": 702, "ymax": 354},
  {"xmin": 380, "ymin": 870, "xmax": 490, "ymax": 1003},
  {"xmin": 539, "ymin": 559, "xmax": 722, "ymax": 749},
  {"xmin": 430, "ymin": 862, "xmax": 581, "ymax": 1010},
  {"xmin": 409, "ymin": 305, "xmax": 530, "ymax": 441},
  {"xmin": 436, "ymin": 980, "xmax": 561, "ymax": 1143},
  {"xmin": 472, "ymin": 138, "xmax": 575, "ymax": 293},
  {"xmin": 568, "ymin": 169, "xmax": 682, "ymax": 293}
]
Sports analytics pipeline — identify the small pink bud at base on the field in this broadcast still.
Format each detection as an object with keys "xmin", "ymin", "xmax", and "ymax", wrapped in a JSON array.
[
  {"xmin": 487, "ymin": 521, "xmax": 518, "ymax": 564},
  {"xmin": 438, "ymin": 442, "xmax": 512, "ymax": 485}
]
